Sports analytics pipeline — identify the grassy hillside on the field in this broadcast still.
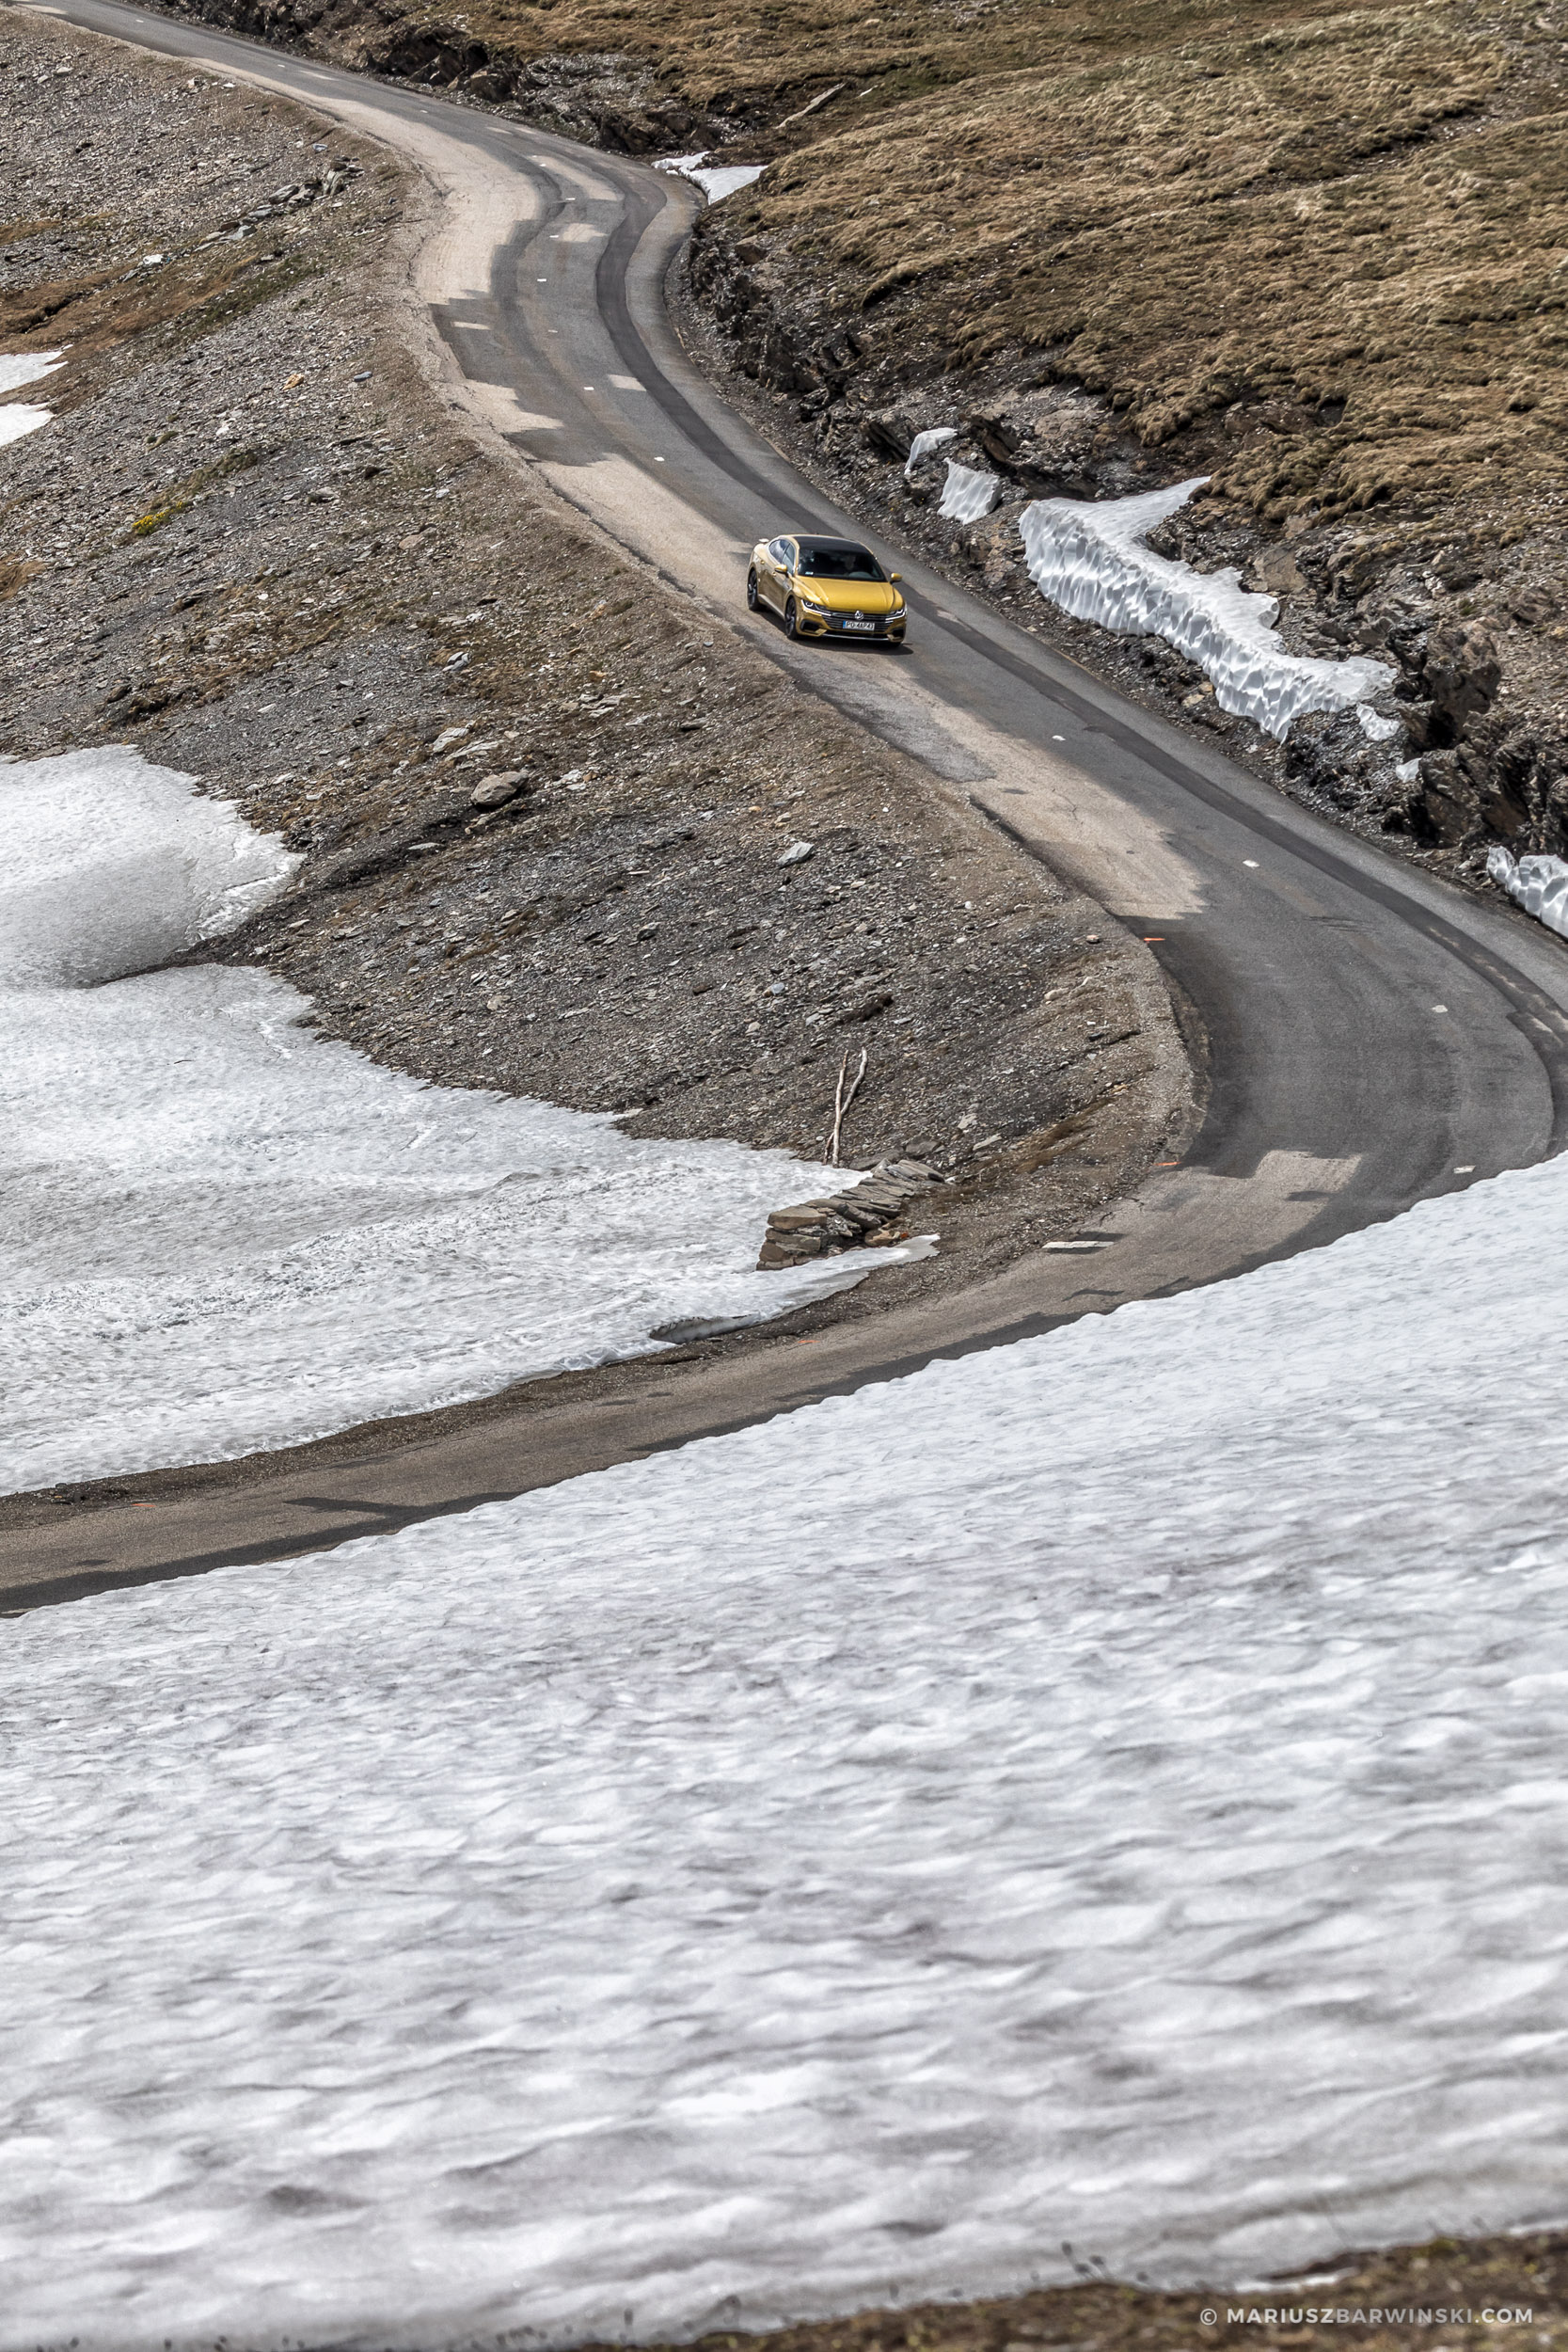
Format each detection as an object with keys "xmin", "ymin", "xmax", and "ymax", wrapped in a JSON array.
[{"xmin": 728, "ymin": 0, "xmax": 1568, "ymax": 526}]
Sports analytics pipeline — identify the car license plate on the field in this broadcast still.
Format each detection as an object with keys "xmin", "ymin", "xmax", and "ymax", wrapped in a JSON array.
[{"xmin": 840, "ymin": 619, "xmax": 876, "ymax": 633}]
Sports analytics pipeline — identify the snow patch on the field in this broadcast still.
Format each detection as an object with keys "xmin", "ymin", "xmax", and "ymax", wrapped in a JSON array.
[
  {"xmin": 0, "ymin": 348, "xmax": 65, "ymax": 396},
  {"xmin": 655, "ymin": 152, "xmax": 767, "ymax": 204},
  {"xmin": 938, "ymin": 459, "xmax": 1000, "ymax": 523},
  {"xmin": 0, "ymin": 744, "xmax": 299, "ymax": 989},
  {"xmin": 0, "ymin": 749, "xmax": 911, "ymax": 1491},
  {"xmin": 1356, "ymin": 705, "xmax": 1403, "ymax": 742},
  {"xmin": 1019, "ymin": 477, "xmax": 1394, "ymax": 739},
  {"xmin": 0, "ymin": 349, "xmax": 63, "ymax": 447},
  {"xmin": 1487, "ymin": 843, "xmax": 1568, "ymax": 939},
  {"xmin": 905, "ymin": 424, "xmax": 958, "ymax": 476},
  {"xmin": 8, "ymin": 1149, "xmax": 1568, "ymax": 2346},
  {"xmin": 0, "ymin": 404, "xmax": 52, "ymax": 447}
]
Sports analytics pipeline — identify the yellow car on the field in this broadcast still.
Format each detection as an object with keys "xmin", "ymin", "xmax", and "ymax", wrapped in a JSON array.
[{"xmin": 747, "ymin": 534, "xmax": 908, "ymax": 644}]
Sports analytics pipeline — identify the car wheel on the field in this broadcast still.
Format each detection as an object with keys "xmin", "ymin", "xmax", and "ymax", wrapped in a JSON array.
[
  {"xmin": 784, "ymin": 596, "xmax": 800, "ymax": 640},
  {"xmin": 747, "ymin": 569, "xmax": 760, "ymax": 611}
]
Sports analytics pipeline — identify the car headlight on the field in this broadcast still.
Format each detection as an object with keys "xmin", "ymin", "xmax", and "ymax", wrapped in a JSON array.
[{"xmin": 799, "ymin": 593, "xmax": 827, "ymax": 610}]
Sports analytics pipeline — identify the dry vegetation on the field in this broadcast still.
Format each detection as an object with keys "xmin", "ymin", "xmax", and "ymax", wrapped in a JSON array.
[
  {"xmin": 171, "ymin": 0, "xmax": 1568, "ymax": 522},
  {"xmin": 729, "ymin": 0, "xmax": 1568, "ymax": 527}
]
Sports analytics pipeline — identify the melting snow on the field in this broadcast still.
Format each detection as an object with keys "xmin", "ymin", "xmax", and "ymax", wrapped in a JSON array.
[
  {"xmin": 1020, "ymin": 477, "xmax": 1393, "ymax": 738},
  {"xmin": 7, "ymin": 1148, "xmax": 1568, "ymax": 2348},
  {"xmin": 938, "ymin": 458, "xmax": 1000, "ymax": 523},
  {"xmin": 1, "ymin": 743, "xmax": 300, "ymax": 988},
  {"xmin": 655, "ymin": 152, "xmax": 767, "ymax": 204},
  {"xmin": 0, "ymin": 749, "xmax": 907, "ymax": 1492},
  {"xmin": 0, "ymin": 349, "xmax": 64, "ymax": 445},
  {"xmin": 905, "ymin": 424, "xmax": 958, "ymax": 475},
  {"xmin": 0, "ymin": 403, "xmax": 53, "ymax": 447},
  {"xmin": 1357, "ymin": 704, "xmax": 1403, "ymax": 742},
  {"xmin": 0, "ymin": 349, "xmax": 64, "ymax": 396},
  {"xmin": 1487, "ymin": 843, "xmax": 1568, "ymax": 939}
]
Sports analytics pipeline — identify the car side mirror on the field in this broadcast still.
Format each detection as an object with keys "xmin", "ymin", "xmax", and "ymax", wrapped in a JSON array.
[{"xmin": 889, "ymin": 573, "xmax": 902, "ymax": 582}]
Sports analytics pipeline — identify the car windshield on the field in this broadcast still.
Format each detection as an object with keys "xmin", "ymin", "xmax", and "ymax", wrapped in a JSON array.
[{"xmin": 796, "ymin": 542, "xmax": 886, "ymax": 582}]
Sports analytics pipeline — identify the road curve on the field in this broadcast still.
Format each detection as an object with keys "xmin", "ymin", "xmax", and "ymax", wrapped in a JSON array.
[{"xmin": 10, "ymin": 0, "xmax": 1568, "ymax": 1608}]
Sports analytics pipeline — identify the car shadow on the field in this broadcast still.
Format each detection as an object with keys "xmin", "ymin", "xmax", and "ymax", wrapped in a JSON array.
[{"xmin": 749, "ymin": 601, "xmax": 911, "ymax": 654}]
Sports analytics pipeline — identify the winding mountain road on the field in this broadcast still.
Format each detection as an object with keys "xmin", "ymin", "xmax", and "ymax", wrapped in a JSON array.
[{"xmin": 10, "ymin": 0, "xmax": 1568, "ymax": 1608}]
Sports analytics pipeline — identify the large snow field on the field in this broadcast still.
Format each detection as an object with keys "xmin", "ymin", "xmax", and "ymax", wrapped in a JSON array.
[
  {"xmin": 1, "ymin": 749, "xmax": 897, "ymax": 1491},
  {"xmin": 1020, "ymin": 479, "xmax": 1393, "ymax": 737},
  {"xmin": 8, "ymin": 1144, "xmax": 1568, "ymax": 2351}
]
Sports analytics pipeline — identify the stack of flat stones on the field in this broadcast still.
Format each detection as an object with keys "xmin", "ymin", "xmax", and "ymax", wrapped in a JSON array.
[{"xmin": 756, "ymin": 1160, "xmax": 944, "ymax": 1269}]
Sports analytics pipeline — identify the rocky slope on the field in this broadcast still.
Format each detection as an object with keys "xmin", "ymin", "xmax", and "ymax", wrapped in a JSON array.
[{"xmin": 1, "ymin": 12, "xmax": 1190, "ymax": 1345}]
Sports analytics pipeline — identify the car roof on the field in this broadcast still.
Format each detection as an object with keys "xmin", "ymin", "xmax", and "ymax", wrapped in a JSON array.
[{"xmin": 792, "ymin": 535, "xmax": 874, "ymax": 553}]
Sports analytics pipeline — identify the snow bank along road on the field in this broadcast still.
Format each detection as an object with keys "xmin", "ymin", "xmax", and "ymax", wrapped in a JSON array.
[{"xmin": 12, "ymin": 0, "xmax": 1568, "ymax": 1605}]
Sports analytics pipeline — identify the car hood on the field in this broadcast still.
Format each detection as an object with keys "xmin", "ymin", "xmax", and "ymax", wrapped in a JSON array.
[{"xmin": 794, "ymin": 579, "xmax": 902, "ymax": 613}]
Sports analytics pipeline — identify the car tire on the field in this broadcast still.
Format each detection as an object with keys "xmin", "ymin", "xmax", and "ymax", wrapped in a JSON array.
[
  {"xmin": 784, "ymin": 596, "xmax": 800, "ymax": 640},
  {"xmin": 747, "ymin": 569, "xmax": 760, "ymax": 611}
]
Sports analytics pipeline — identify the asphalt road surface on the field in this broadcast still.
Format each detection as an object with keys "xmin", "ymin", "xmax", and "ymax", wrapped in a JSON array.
[{"xmin": 10, "ymin": 0, "xmax": 1568, "ymax": 1608}]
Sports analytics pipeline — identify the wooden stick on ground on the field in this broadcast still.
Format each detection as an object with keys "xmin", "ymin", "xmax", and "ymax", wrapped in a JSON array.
[{"xmin": 829, "ymin": 1046, "xmax": 868, "ymax": 1166}]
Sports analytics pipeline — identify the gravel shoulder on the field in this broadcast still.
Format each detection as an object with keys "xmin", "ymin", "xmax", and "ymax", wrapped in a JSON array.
[{"xmin": 1, "ymin": 10, "xmax": 1192, "ymax": 1516}]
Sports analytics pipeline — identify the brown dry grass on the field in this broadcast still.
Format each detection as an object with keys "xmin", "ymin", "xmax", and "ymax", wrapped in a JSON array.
[{"xmin": 731, "ymin": 0, "xmax": 1568, "ymax": 522}]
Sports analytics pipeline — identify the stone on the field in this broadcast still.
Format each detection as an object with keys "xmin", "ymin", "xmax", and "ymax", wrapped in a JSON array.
[
  {"xmin": 758, "ymin": 1158, "xmax": 942, "ymax": 1269},
  {"xmin": 833, "ymin": 1200, "xmax": 885, "ymax": 1232},
  {"xmin": 1250, "ymin": 546, "xmax": 1307, "ymax": 595},
  {"xmin": 863, "ymin": 409, "xmax": 913, "ymax": 460},
  {"xmin": 469, "ymin": 770, "xmax": 525, "ymax": 809},
  {"xmin": 757, "ymin": 1232, "xmax": 823, "ymax": 1267},
  {"xmin": 776, "ymin": 838, "xmax": 815, "ymax": 867},
  {"xmin": 1511, "ymin": 583, "xmax": 1557, "ymax": 628},
  {"xmin": 836, "ymin": 988, "xmax": 893, "ymax": 1023},
  {"xmin": 1422, "ymin": 620, "xmax": 1501, "ymax": 743}
]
